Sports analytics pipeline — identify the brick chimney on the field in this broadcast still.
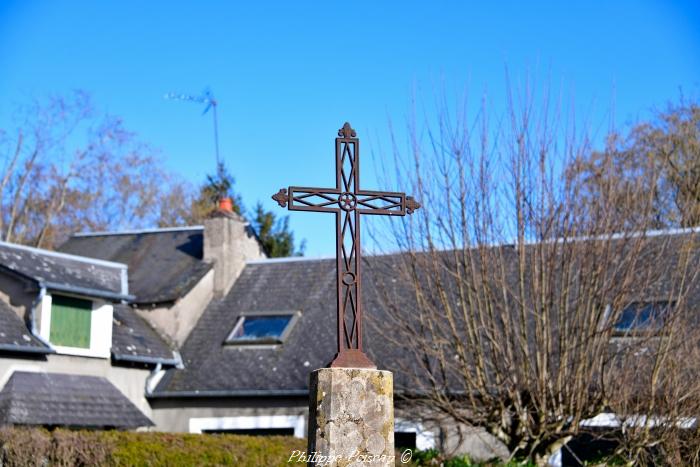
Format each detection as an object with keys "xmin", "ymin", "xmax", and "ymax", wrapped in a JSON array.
[{"xmin": 203, "ymin": 198, "xmax": 266, "ymax": 296}]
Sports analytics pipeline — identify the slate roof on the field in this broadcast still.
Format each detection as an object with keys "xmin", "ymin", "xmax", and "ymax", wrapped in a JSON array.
[
  {"xmin": 0, "ymin": 301, "xmax": 50, "ymax": 354},
  {"xmin": 152, "ymin": 229, "xmax": 700, "ymax": 399},
  {"xmin": 152, "ymin": 255, "xmax": 418, "ymax": 397},
  {"xmin": 0, "ymin": 371, "xmax": 153, "ymax": 428},
  {"xmin": 59, "ymin": 227, "xmax": 211, "ymax": 305},
  {"xmin": 111, "ymin": 305, "xmax": 180, "ymax": 365},
  {"xmin": 0, "ymin": 241, "xmax": 130, "ymax": 300}
]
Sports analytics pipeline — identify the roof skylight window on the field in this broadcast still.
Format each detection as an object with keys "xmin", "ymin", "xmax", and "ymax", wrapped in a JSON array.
[
  {"xmin": 613, "ymin": 301, "xmax": 671, "ymax": 335},
  {"xmin": 225, "ymin": 313, "xmax": 298, "ymax": 345}
]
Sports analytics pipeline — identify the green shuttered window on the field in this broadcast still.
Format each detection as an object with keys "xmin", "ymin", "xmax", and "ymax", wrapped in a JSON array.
[{"xmin": 50, "ymin": 295, "xmax": 92, "ymax": 348}]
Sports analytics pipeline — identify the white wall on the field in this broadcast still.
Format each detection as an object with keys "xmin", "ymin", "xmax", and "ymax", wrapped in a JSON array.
[
  {"xmin": 189, "ymin": 415, "xmax": 305, "ymax": 437},
  {"xmin": 395, "ymin": 418, "xmax": 437, "ymax": 450},
  {"xmin": 150, "ymin": 402, "xmax": 309, "ymax": 433}
]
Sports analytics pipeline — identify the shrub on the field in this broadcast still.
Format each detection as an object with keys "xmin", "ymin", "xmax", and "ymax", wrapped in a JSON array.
[
  {"xmin": 50, "ymin": 429, "xmax": 114, "ymax": 467},
  {"xmin": 0, "ymin": 427, "xmax": 51, "ymax": 467},
  {"xmin": 107, "ymin": 431, "xmax": 305, "ymax": 467},
  {"xmin": 0, "ymin": 427, "xmax": 306, "ymax": 466}
]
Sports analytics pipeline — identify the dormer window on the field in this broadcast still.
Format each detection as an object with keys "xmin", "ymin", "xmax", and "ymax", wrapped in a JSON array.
[
  {"xmin": 50, "ymin": 295, "xmax": 92, "ymax": 348},
  {"xmin": 614, "ymin": 301, "xmax": 671, "ymax": 335},
  {"xmin": 38, "ymin": 293, "xmax": 113, "ymax": 358},
  {"xmin": 225, "ymin": 313, "xmax": 299, "ymax": 345}
]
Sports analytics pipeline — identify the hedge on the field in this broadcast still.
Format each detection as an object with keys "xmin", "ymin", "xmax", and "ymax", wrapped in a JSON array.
[{"xmin": 0, "ymin": 427, "xmax": 306, "ymax": 467}]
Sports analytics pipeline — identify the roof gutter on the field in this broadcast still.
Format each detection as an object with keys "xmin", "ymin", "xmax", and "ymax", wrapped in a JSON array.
[
  {"xmin": 146, "ymin": 383, "xmax": 426, "ymax": 401},
  {"xmin": 147, "ymin": 388, "xmax": 309, "ymax": 399},
  {"xmin": 42, "ymin": 281, "xmax": 134, "ymax": 302},
  {"xmin": 130, "ymin": 299, "xmax": 178, "ymax": 308},
  {"xmin": 112, "ymin": 352, "xmax": 182, "ymax": 367},
  {"xmin": 145, "ymin": 388, "xmax": 432, "ymax": 400},
  {"xmin": 0, "ymin": 343, "xmax": 53, "ymax": 355}
]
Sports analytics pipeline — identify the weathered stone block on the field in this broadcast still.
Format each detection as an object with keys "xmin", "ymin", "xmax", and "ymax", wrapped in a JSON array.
[{"xmin": 308, "ymin": 368, "xmax": 394, "ymax": 466}]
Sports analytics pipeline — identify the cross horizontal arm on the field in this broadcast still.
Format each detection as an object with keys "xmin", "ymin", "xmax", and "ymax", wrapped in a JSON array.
[
  {"xmin": 290, "ymin": 187, "xmax": 342, "ymax": 212},
  {"xmin": 273, "ymin": 187, "xmax": 341, "ymax": 213},
  {"xmin": 272, "ymin": 187, "xmax": 422, "ymax": 215},
  {"xmin": 355, "ymin": 190, "xmax": 406, "ymax": 216}
]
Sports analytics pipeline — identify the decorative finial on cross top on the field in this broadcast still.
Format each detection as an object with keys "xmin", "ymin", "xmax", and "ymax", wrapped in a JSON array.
[
  {"xmin": 272, "ymin": 122, "xmax": 421, "ymax": 369},
  {"xmin": 338, "ymin": 122, "xmax": 356, "ymax": 139}
]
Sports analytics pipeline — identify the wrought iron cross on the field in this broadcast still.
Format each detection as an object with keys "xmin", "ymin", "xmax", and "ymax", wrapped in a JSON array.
[{"xmin": 272, "ymin": 122, "xmax": 421, "ymax": 368}]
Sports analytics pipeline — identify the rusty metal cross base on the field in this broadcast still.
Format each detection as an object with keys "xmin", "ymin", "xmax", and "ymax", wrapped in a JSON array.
[
  {"xmin": 272, "ymin": 122, "xmax": 421, "ymax": 370},
  {"xmin": 329, "ymin": 349, "xmax": 376, "ymax": 369}
]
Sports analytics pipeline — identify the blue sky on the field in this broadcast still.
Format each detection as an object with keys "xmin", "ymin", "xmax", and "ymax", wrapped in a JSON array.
[{"xmin": 1, "ymin": 1, "xmax": 699, "ymax": 256}]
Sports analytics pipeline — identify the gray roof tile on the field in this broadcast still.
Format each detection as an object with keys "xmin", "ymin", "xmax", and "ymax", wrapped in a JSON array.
[
  {"xmin": 154, "ymin": 231, "xmax": 700, "ymax": 398},
  {"xmin": 154, "ymin": 256, "xmax": 415, "ymax": 396},
  {"xmin": 0, "ymin": 241, "xmax": 128, "ymax": 300},
  {"xmin": 0, "ymin": 301, "xmax": 50, "ymax": 354},
  {"xmin": 59, "ymin": 228, "xmax": 211, "ymax": 305},
  {"xmin": 0, "ymin": 371, "xmax": 152, "ymax": 428},
  {"xmin": 111, "ymin": 305, "xmax": 179, "ymax": 364}
]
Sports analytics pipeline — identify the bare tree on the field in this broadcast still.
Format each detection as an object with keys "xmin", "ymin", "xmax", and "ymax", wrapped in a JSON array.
[
  {"xmin": 0, "ymin": 92, "xmax": 197, "ymax": 248},
  {"xmin": 566, "ymin": 97, "xmax": 700, "ymax": 229},
  {"xmin": 603, "ymin": 237, "xmax": 700, "ymax": 465},
  {"xmin": 371, "ymin": 86, "xmax": 700, "ymax": 464}
]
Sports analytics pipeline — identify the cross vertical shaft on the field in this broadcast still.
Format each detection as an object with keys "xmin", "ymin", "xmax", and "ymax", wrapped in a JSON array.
[
  {"xmin": 272, "ymin": 122, "xmax": 421, "ymax": 368},
  {"xmin": 334, "ymin": 126, "xmax": 366, "ymax": 366}
]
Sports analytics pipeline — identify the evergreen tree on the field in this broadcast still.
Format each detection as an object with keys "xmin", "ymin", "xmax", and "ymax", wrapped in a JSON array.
[
  {"xmin": 191, "ymin": 164, "xmax": 304, "ymax": 258},
  {"xmin": 191, "ymin": 161, "xmax": 243, "ymax": 218},
  {"xmin": 252, "ymin": 202, "xmax": 305, "ymax": 257}
]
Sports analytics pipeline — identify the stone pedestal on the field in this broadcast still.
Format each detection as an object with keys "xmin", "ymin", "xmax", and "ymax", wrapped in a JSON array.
[{"xmin": 308, "ymin": 368, "xmax": 394, "ymax": 466}]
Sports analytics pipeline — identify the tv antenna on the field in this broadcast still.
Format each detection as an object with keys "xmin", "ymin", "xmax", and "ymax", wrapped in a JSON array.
[{"xmin": 164, "ymin": 87, "xmax": 222, "ymax": 176}]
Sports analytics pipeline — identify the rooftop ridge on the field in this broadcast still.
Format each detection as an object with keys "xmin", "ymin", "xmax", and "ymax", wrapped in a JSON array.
[
  {"xmin": 538, "ymin": 225, "xmax": 700, "ymax": 246},
  {"xmin": 245, "ymin": 226, "xmax": 700, "ymax": 267},
  {"xmin": 72, "ymin": 225, "xmax": 204, "ymax": 237},
  {"xmin": 0, "ymin": 240, "xmax": 128, "ymax": 269},
  {"xmin": 246, "ymin": 255, "xmax": 335, "ymax": 265},
  {"xmin": 245, "ymin": 250, "xmax": 406, "ymax": 265}
]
